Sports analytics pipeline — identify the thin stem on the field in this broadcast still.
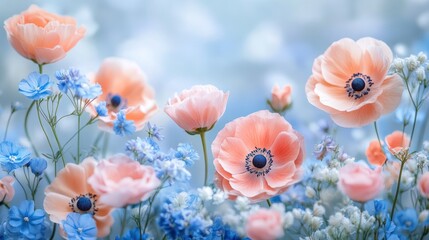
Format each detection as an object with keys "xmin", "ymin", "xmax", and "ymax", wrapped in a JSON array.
[
  {"xmin": 36, "ymin": 101, "xmax": 55, "ymax": 158},
  {"xmin": 38, "ymin": 64, "xmax": 43, "ymax": 74},
  {"xmin": 356, "ymin": 203, "xmax": 364, "ymax": 240},
  {"xmin": 13, "ymin": 172, "xmax": 28, "ymax": 199},
  {"xmin": 373, "ymin": 121, "xmax": 387, "ymax": 161},
  {"xmin": 120, "ymin": 207, "xmax": 127, "ymax": 237},
  {"xmin": 77, "ymin": 113, "xmax": 81, "ymax": 164},
  {"xmin": 24, "ymin": 101, "xmax": 39, "ymax": 157},
  {"xmin": 102, "ymin": 134, "xmax": 110, "ymax": 158},
  {"xmin": 391, "ymin": 160, "xmax": 406, "ymax": 217},
  {"xmin": 3, "ymin": 109, "xmax": 14, "ymax": 141},
  {"xmin": 266, "ymin": 199, "xmax": 272, "ymax": 207},
  {"xmin": 49, "ymin": 223, "xmax": 56, "ymax": 240},
  {"xmin": 50, "ymin": 125, "xmax": 66, "ymax": 168},
  {"xmin": 199, "ymin": 131, "xmax": 209, "ymax": 186},
  {"xmin": 409, "ymin": 106, "xmax": 419, "ymax": 148},
  {"xmin": 2, "ymin": 202, "xmax": 10, "ymax": 209}
]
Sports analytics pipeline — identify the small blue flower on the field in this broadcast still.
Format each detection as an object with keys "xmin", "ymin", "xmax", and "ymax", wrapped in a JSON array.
[
  {"xmin": 62, "ymin": 213, "xmax": 97, "ymax": 240},
  {"xmin": 55, "ymin": 68, "xmax": 102, "ymax": 99},
  {"xmin": 174, "ymin": 143, "xmax": 199, "ymax": 167},
  {"xmin": 113, "ymin": 111, "xmax": 136, "ymax": 136},
  {"xmin": 18, "ymin": 72, "xmax": 52, "ymax": 100},
  {"xmin": 394, "ymin": 208, "xmax": 418, "ymax": 232},
  {"xmin": 28, "ymin": 158, "xmax": 47, "ymax": 176},
  {"xmin": 0, "ymin": 141, "xmax": 31, "ymax": 173},
  {"xmin": 146, "ymin": 122, "xmax": 164, "ymax": 141},
  {"xmin": 6, "ymin": 200, "xmax": 45, "ymax": 239},
  {"xmin": 125, "ymin": 137, "xmax": 160, "ymax": 163},
  {"xmin": 207, "ymin": 217, "xmax": 243, "ymax": 240},
  {"xmin": 154, "ymin": 158, "xmax": 191, "ymax": 183},
  {"xmin": 95, "ymin": 101, "xmax": 108, "ymax": 117}
]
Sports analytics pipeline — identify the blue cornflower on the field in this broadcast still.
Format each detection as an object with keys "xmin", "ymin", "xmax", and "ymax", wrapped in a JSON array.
[
  {"xmin": 95, "ymin": 101, "xmax": 108, "ymax": 117},
  {"xmin": 115, "ymin": 228, "xmax": 151, "ymax": 240},
  {"xmin": 394, "ymin": 208, "xmax": 418, "ymax": 232},
  {"xmin": 113, "ymin": 111, "xmax": 136, "ymax": 136},
  {"xmin": 6, "ymin": 200, "xmax": 45, "ymax": 239},
  {"xmin": 55, "ymin": 68, "xmax": 102, "ymax": 99},
  {"xmin": 146, "ymin": 122, "xmax": 164, "ymax": 141},
  {"xmin": 62, "ymin": 213, "xmax": 97, "ymax": 240},
  {"xmin": 0, "ymin": 141, "xmax": 31, "ymax": 173},
  {"xmin": 28, "ymin": 158, "xmax": 47, "ymax": 176},
  {"xmin": 125, "ymin": 137, "xmax": 160, "ymax": 163},
  {"xmin": 378, "ymin": 216, "xmax": 399, "ymax": 240},
  {"xmin": 174, "ymin": 143, "xmax": 199, "ymax": 167},
  {"xmin": 154, "ymin": 158, "xmax": 191, "ymax": 183},
  {"xmin": 18, "ymin": 72, "xmax": 52, "ymax": 100},
  {"xmin": 207, "ymin": 217, "xmax": 243, "ymax": 240},
  {"xmin": 366, "ymin": 200, "xmax": 387, "ymax": 219}
]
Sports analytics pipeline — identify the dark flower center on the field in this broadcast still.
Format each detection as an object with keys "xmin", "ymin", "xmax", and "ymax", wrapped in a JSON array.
[
  {"xmin": 110, "ymin": 94, "xmax": 122, "ymax": 108},
  {"xmin": 245, "ymin": 147, "xmax": 274, "ymax": 177},
  {"xmin": 351, "ymin": 78, "xmax": 365, "ymax": 91},
  {"xmin": 76, "ymin": 196, "xmax": 92, "ymax": 212},
  {"xmin": 345, "ymin": 73, "xmax": 374, "ymax": 99},
  {"xmin": 252, "ymin": 154, "xmax": 267, "ymax": 168}
]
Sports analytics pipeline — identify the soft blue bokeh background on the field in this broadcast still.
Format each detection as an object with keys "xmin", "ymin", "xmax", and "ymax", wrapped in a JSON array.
[{"xmin": 1, "ymin": 0, "xmax": 429, "ymax": 185}]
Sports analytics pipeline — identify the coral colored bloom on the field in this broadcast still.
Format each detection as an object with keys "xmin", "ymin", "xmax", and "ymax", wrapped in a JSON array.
[
  {"xmin": 212, "ymin": 110, "xmax": 304, "ymax": 202},
  {"xmin": 246, "ymin": 208, "xmax": 284, "ymax": 240},
  {"xmin": 164, "ymin": 85, "xmax": 229, "ymax": 133},
  {"xmin": 268, "ymin": 84, "xmax": 292, "ymax": 113},
  {"xmin": 338, "ymin": 162, "xmax": 384, "ymax": 202},
  {"xmin": 0, "ymin": 176, "xmax": 15, "ymax": 203},
  {"xmin": 306, "ymin": 37, "xmax": 403, "ymax": 128},
  {"xmin": 4, "ymin": 5, "xmax": 85, "ymax": 64},
  {"xmin": 87, "ymin": 154, "xmax": 161, "ymax": 208},
  {"xmin": 366, "ymin": 140, "xmax": 386, "ymax": 166},
  {"xmin": 385, "ymin": 131, "xmax": 410, "ymax": 154},
  {"xmin": 418, "ymin": 172, "xmax": 429, "ymax": 198},
  {"xmin": 44, "ymin": 158, "xmax": 114, "ymax": 238},
  {"xmin": 87, "ymin": 58, "xmax": 157, "ymax": 132}
]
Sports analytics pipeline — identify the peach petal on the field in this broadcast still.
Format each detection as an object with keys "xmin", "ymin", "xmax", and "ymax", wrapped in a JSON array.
[
  {"xmin": 217, "ymin": 137, "xmax": 249, "ymax": 175},
  {"xmin": 377, "ymin": 75, "xmax": 404, "ymax": 115},
  {"xmin": 270, "ymin": 132, "xmax": 300, "ymax": 167},
  {"xmin": 330, "ymin": 102, "xmax": 382, "ymax": 128},
  {"xmin": 265, "ymin": 162, "xmax": 296, "ymax": 188},
  {"xmin": 230, "ymin": 172, "xmax": 264, "ymax": 198}
]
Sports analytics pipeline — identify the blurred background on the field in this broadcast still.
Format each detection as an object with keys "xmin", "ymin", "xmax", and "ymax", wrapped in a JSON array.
[{"xmin": 1, "ymin": 0, "xmax": 429, "ymax": 185}]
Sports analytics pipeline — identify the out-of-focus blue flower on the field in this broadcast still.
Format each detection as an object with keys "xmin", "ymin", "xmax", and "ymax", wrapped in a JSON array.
[
  {"xmin": 55, "ymin": 68, "xmax": 102, "ymax": 99},
  {"xmin": 18, "ymin": 72, "xmax": 52, "ymax": 100},
  {"xmin": 366, "ymin": 200, "xmax": 387, "ymax": 219},
  {"xmin": 125, "ymin": 137, "xmax": 160, "ymax": 163},
  {"xmin": 11, "ymin": 101, "xmax": 24, "ymax": 112},
  {"xmin": 146, "ymin": 122, "xmax": 164, "ymax": 141},
  {"xmin": 394, "ymin": 208, "xmax": 418, "ymax": 232},
  {"xmin": 154, "ymin": 158, "xmax": 191, "ymax": 183},
  {"xmin": 6, "ymin": 200, "xmax": 45, "ymax": 239},
  {"xmin": 28, "ymin": 158, "xmax": 47, "ymax": 176},
  {"xmin": 115, "ymin": 228, "xmax": 152, "ymax": 240},
  {"xmin": 62, "ymin": 213, "xmax": 97, "ymax": 240},
  {"xmin": 313, "ymin": 136, "xmax": 337, "ymax": 160},
  {"xmin": 174, "ymin": 143, "xmax": 199, "ymax": 167},
  {"xmin": 207, "ymin": 217, "xmax": 244, "ymax": 240},
  {"xmin": 113, "ymin": 111, "xmax": 136, "ymax": 136},
  {"xmin": 0, "ymin": 141, "xmax": 31, "ymax": 173},
  {"xmin": 95, "ymin": 101, "xmax": 108, "ymax": 117},
  {"xmin": 157, "ymin": 192, "xmax": 210, "ymax": 240}
]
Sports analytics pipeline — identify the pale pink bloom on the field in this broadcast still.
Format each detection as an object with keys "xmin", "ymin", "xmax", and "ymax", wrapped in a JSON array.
[
  {"xmin": 385, "ymin": 131, "xmax": 410, "ymax": 154},
  {"xmin": 4, "ymin": 5, "xmax": 85, "ymax": 64},
  {"xmin": 306, "ymin": 37, "xmax": 403, "ymax": 128},
  {"xmin": 419, "ymin": 172, "xmax": 429, "ymax": 198},
  {"xmin": 44, "ymin": 158, "xmax": 114, "ymax": 237},
  {"xmin": 0, "ymin": 176, "xmax": 15, "ymax": 203},
  {"xmin": 164, "ymin": 85, "xmax": 229, "ymax": 133},
  {"xmin": 384, "ymin": 161, "xmax": 401, "ymax": 189},
  {"xmin": 88, "ymin": 57, "xmax": 158, "ymax": 131},
  {"xmin": 366, "ymin": 140, "xmax": 386, "ymax": 166},
  {"xmin": 268, "ymin": 84, "xmax": 292, "ymax": 113},
  {"xmin": 246, "ymin": 208, "xmax": 284, "ymax": 240},
  {"xmin": 212, "ymin": 110, "xmax": 304, "ymax": 202},
  {"xmin": 87, "ymin": 154, "xmax": 161, "ymax": 208},
  {"xmin": 338, "ymin": 162, "xmax": 384, "ymax": 202}
]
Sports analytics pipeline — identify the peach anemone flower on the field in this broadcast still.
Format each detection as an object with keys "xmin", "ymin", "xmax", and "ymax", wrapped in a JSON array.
[
  {"xmin": 87, "ymin": 57, "xmax": 158, "ymax": 132},
  {"xmin": 366, "ymin": 140, "xmax": 386, "ymax": 166},
  {"xmin": 4, "ymin": 5, "xmax": 85, "ymax": 65},
  {"xmin": 385, "ymin": 131, "xmax": 410, "ymax": 155},
  {"xmin": 212, "ymin": 110, "xmax": 304, "ymax": 202},
  {"xmin": 267, "ymin": 84, "xmax": 292, "ymax": 113},
  {"xmin": 306, "ymin": 37, "xmax": 403, "ymax": 128},
  {"xmin": 44, "ymin": 158, "xmax": 114, "ymax": 237}
]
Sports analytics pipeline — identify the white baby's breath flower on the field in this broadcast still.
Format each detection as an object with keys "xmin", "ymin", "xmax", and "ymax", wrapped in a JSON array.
[
  {"xmin": 420, "ymin": 210, "xmax": 429, "ymax": 223},
  {"xmin": 393, "ymin": 58, "xmax": 404, "ymax": 71},
  {"xmin": 172, "ymin": 192, "xmax": 190, "ymax": 209},
  {"xmin": 235, "ymin": 196, "xmax": 251, "ymax": 211},
  {"xmin": 302, "ymin": 209, "xmax": 313, "ymax": 225},
  {"xmin": 313, "ymin": 202, "xmax": 326, "ymax": 217},
  {"xmin": 212, "ymin": 189, "xmax": 227, "ymax": 205},
  {"xmin": 197, "ymin": 186, "xmax": 213, "ymax": 201},
  {"xmin": 416, "ymin": 67, "xmax": 426, "ymax": 82},
  {"xmin": 310, "ymin": 216, "xmax": 323, "ymax": 230},
  {"xmin": 406, "ymin": 55, "xmax": 420, "ymax": 71},
  {"xmin": 418, "ymin": 52, "xmax": 427, "ymax": 63},
  {"xmin": 305, "ymin": 186, "xmax": 316, "ymax": 198},
  {"xmin": 328, "ymin": 212, "xmax": 345, "ymax": 227},
  {"xmin": 283, "ymin": 212, "xmax": 294, "ymax": 228},
  {"xmin": 292, "ymin": 208, "xmax": 304, "ymax": 220}
]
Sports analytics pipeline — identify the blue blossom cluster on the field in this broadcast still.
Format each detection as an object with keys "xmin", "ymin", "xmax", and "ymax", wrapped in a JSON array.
[{"xmin": 55, "ymin": 68, "xmax": 102, "ymax": 99}]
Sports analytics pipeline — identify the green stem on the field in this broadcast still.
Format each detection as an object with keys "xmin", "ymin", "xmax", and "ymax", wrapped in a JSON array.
[
  {"xmin": 162, "ymin": 235, "xmax": 167, "ymax": 240},
  {"xmin": 409, "ymin": 106, "xmax": 419, "ymax": 148},
  {"xmin": 77, "ymin": 113, "xmax": 81, "ymax": 164},
  {"xmin": 38, "ymin": 64, "xmax": 43, "ymax": 74},
  {"xmin": 391, "ymin": 160, "xmax": 406, "ymax": 217},
  {"xmin": 24, "ymin": 101, "xmax": 39, "ymax": 157},
  {"xmin": 356, "ymin": 203, "xmax": 364, "ymax": 240},
  {"xmin": 143, "ymin": 180, "xmax": 166, "ymax": 234},
  {"xmin": 266, "ymin": 199, "xmax": 272, "ymax": 207},
  {"xmin": 102, "ymin": 133, "xmax": 110, "ymax": 158},
  {"xmin": 13, "ymin": 172, "xmax": 28, "ymax": 199},
  {"xmin": 3, "ymin": 202, "xmax": 10, "ymax": 209},
  {"xmin": 3, "ymin": 108, "xmax": 14, "ymax": 141},
  {"xmin": 199, "ymin": 131, "xmax": 209, "ymax": 186},
  {"xmin": 373, "ymin": 121, "xmax": 387, "ymax": 163},
  {"xmin": 49, "ymin": 223, "xmax": 56, "ymax": 240}
]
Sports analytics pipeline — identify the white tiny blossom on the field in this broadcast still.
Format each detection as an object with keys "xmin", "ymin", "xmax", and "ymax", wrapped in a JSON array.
[
  {"xmin": 329, "ymin": 212, "xmax": 345, "ymax": 227},
  {"xmin": 418, "ymin": 52, "xmax": 427, "ymax": 63},
  {"xmin": 172, "ymin": 192, "xmax": 190, "ymax": 209},
  {"xmin": 310, "ymin": 217, "xmax": 323, "ymax": 230},
  {"xmin": 406, "ymin": 55, "xmax": 420, "ymax": 71},
  {"xmin": 283, "ymin": 212, "xmax": 294, "ymax": 228},
  {"xmin": 312, "ymin": 230, "xmax": 327, "ymax": 240},
  {"xmin": 212, "ymin": 190, "xmax": 227, "ymax": 205},
  {"xmin": 406, "ymin": 159, "xmax": 418, "ymax": 173},
  {"xmin": 302, "ymin": 209, "xmax": 313, "ymax": 225},
  {"xmin": 313, "ymin": 203, "xmax": 326, "ymax": 217},
  {"xmin": 424, "ymin": 141, "xmax": 429, "ymax": 151},
  {"xmin": 292, "ymin": 208, "xmax": 304, "ymax": 220},
  {"xmin": 197, "ymin": 187, "xmax": 213, "ymax": 201},
  {"xmin": 235, "ymin": 196, "xmax": 251, "ymax": 211},
  {"xmin": 416, "ymin": 67, "xmax": 426, "ymax": 82},
  {"xmin": 393, "ymin": 58, "xmax": 405, "ymax": 71},
  {"xmin": 416, "ymin": 152, "xmax": 428, "ymax": 169},
  {"xmin": 420, "ymin": 210, "xmax": 429, "ymax": 223},
  {"xmin": 305, "ymin": 186, "xmax": 316, "ymax": 198},
  {"xmin": 320, "ymin": 187, "xmax": 339, "ymax": 204}
]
